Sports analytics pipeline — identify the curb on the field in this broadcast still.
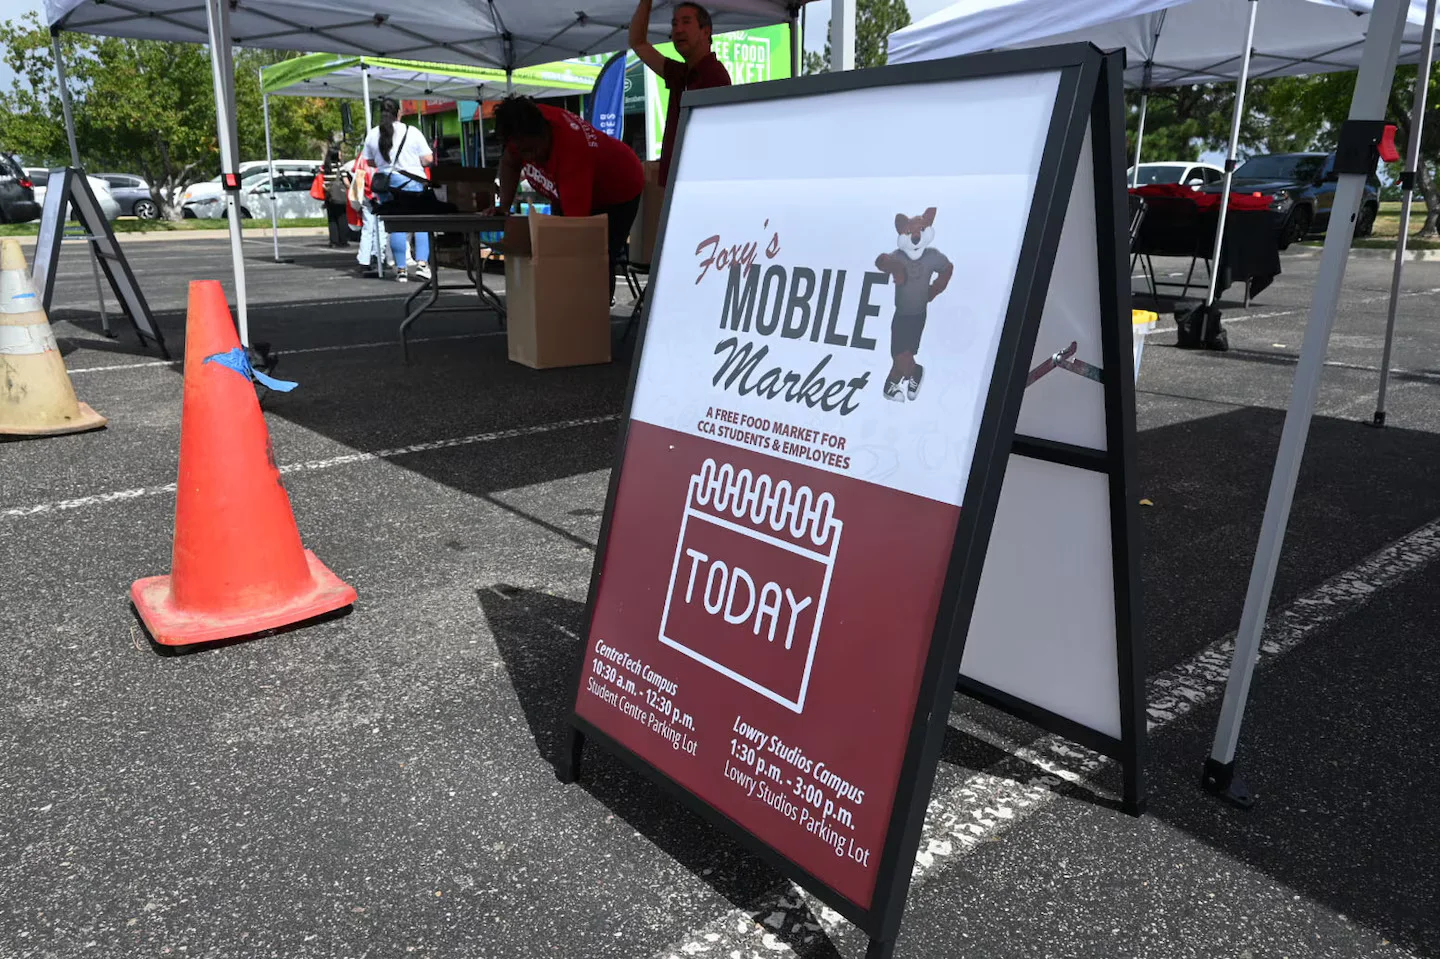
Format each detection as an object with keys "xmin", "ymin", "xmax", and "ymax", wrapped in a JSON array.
[
  {"xmin": 1285, "ymin": 245, "xmax": 1440, "ymax": 261},
  {"xmin": 7, "ymin": 226, "xmax": 330, "ymax": 245}
]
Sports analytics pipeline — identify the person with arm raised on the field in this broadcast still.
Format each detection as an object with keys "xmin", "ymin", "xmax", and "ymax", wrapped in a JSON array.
[{"xmin": 630, "ymin": 0, "xmax": 732, "ymax": 186}]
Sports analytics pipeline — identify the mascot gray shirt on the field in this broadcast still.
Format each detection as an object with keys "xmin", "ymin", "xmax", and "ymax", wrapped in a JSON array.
[{"xmin": 891, "ymin": 248, "xmax": 952, "ymax": 315}]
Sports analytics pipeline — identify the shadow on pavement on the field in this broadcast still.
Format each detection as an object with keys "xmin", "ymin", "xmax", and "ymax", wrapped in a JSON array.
[
  {"xmin": 476, "ymin": 582, "xmax": 856, "ymax": 956},
  {"xmin": 1143, "ymin": 563, "xmax": 1440, "ymax": 957},
  {"xmin": 1134, "ymin": 406, "xmax": 1440, "ymax": 673}
]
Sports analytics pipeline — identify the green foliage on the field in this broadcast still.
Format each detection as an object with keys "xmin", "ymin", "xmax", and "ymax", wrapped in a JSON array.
[
  {"xmin": 1124, "ymin": 86, "xmax": 1241, "ymax": 163},
  {"xmin": 1122, "ymin": 76, "xmax": 1345, "ymax": 165},
  {"xmin": 0, "ymin": 12, "xmax": 341, "ymax": 219},
  {"xmin": 803, "ymin": 0, "xmax": 911, "ymax": 75}
]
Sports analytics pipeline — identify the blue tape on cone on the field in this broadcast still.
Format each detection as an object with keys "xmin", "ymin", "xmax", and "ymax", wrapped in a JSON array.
[{"xmin": 203, "ymin": 347, "xmax": 298, "ymax": 393}]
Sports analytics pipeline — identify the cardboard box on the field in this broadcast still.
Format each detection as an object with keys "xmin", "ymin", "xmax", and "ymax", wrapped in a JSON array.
[
  {"xmin": 430, "ymin": 165, "xmax": 496, "ymax": 213},
  {"xmin": 503, "ymin": 213, "xmax": 612, "ymax": 369},
  {"xmin": 628, "ymin": 161, "xmax": 664, "ymax": 266}
]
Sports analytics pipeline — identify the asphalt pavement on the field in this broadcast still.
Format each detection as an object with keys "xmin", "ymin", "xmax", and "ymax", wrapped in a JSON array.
[{"xmin": 1, "ymin": 233, "xmax": 1437, "ymax": 959}]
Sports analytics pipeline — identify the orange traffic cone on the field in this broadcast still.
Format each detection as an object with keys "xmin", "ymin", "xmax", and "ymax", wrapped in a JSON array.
[
  {"xmin": 0, "ymin": 238, "xmax": 107, "ymax": 436},
  {"xmin": 130, "ymin": 280, "xmax": 356, "ymax": 646}
]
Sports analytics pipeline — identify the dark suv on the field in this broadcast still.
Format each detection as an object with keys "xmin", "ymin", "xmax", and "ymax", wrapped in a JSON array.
[
  {"xmin": 1211, "ymin": 152, "xmax": 1381, "ymax": 250},
  {"xmin": 0, "ymin": 153, "xmax": 41, "ymax": 224}
]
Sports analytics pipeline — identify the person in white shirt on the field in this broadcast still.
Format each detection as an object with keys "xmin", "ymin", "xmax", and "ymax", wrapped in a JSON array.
[{"xmin": 361, "ymin": 98, "xmax": 435, "ymax": 282}]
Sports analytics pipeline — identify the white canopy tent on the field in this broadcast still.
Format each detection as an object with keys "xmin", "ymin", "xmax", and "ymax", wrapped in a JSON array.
[
  {"xmin": 889, "ymin": 0, "xmax": 1438, "ymax": 333},
  {"xmin": 46, "ymin": 0, "xmax": 804, "ymax": 74},
  {"xmin": 45, "ymin": 0, "xmax": 810, "ymax": 346},
  {"xmin": 889, "ymin": 0, "xmax": 1438, "ymax": 85}
]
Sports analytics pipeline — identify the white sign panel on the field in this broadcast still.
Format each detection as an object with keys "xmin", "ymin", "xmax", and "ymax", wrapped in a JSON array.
[{"xmin": 631, "ymin": 73, "xmax": 1062, "ymax": 508}]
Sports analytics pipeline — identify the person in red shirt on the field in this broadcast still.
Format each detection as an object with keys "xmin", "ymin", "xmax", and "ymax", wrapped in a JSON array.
[
  {"xmin": 490, "ymin": 96, "xmax": 644, "ymax": 299},
  {"xmin": 630, "ymin": 0, "xmax": 732, "ymax": 186}
]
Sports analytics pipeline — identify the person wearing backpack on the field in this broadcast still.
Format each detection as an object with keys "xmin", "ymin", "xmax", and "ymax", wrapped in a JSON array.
[
  {"xmin": 361, "ymin": 98, "xmax": 435, "ymax": 282},
  {"xmin": 349, "ymin": 152, "xmax": 392, "ymax": 277},
  {"xmin": 322, "ymin": 141, "xmax": 352, "ymax": 249}
]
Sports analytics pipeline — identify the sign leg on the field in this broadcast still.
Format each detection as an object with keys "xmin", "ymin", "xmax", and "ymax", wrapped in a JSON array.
[
  {"xmin": 557, "ymin": 725, "xmax": 585, "ymax": 784},
  {"xmin": 865, "ymin": 937, "xmax": 895, "ymax": 959},
  {"xmin": 1122, "ymin": 762, "xmax": 1146, "ymax": 817}
]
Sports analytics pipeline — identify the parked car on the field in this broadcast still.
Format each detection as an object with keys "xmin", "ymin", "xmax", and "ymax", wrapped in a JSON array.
[
  {"xmin": 1212, "ymin": 152, "xmax": 1382, "ymax": 249},
  {"xmin": 1128, "ymin": 161, "xmax": 1226, "ymax": 188},
  {"xmin": 180, "ymin": 160, "xmax": 321, "ymax": 213},
  {"xmin": 0, "ymin": 153, "xmax": 41, "ymax": 224},
  {"xmin": 184, "ymin": 172, "xmax": 324, "ymax": 221},
  {"xmin": 96, "ymin": 173, "xmax": 157, "ymax": 219},
  {"xmin": 27, "ymin": 169, "xmax": 122, "ymax": 222}
]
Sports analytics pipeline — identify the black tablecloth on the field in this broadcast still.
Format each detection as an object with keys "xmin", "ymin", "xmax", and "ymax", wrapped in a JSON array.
[{"xmin": 1134, "ymin": 202, "xmax": 1282, "ymax": 299}]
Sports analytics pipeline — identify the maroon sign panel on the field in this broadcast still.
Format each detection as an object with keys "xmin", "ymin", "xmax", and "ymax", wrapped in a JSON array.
[{"xmin": 576, "ymin": 424, "xmax": 962, "ymax": 907}]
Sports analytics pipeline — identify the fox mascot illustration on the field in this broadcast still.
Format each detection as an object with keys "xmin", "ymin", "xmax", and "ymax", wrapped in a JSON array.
[{"xmin": 874, "ymin": 208, "xmax": 954, "ymax": 403}]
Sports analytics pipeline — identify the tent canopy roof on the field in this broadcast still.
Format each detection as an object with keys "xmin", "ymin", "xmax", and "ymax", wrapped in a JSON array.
[
  {"xmin": 888, "ymin": 0, "xmax": 1439, "ymax": 86},
  {"xmin": 259, "ymin": 52, "xmax": 599, "ymax": 101},
  {"xmin": 46, "ymin": 0, "xmax": 805, "ymax": 71}
]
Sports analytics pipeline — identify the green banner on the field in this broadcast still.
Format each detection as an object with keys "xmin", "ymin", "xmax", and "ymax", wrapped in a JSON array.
[{"xmin": 643, "ymin": 24, "xmax": 792, "ymax": 161}]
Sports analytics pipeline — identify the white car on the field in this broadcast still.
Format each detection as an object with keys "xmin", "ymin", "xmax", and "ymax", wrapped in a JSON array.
[
  {"xmin": 180, "ymin": 160, "xmax": 321, "ymax": 213},
  {"xmin": 26, "ymin": 169, "xmax": 121, "ymax": 222},
  {"xmin": 1127, "ymin": 161, "xmax": 1226, "ymax": 189},
  {"xmin": 184, "ymin": 171, "xmax": 324, "ymax": 221}
]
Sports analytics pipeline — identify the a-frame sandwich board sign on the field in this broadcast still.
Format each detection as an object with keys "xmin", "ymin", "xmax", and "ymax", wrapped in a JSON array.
[
  {"xmin": 956, "ymin": 51, "xmax": 1147, "ymax": 814},
  {"xmin": 561, "ymin": 45, "xmax": 1143, "ymax": 958},
  {"xmin": 32, "ymin": 167, "xmax": 169, "ymax": 359}
]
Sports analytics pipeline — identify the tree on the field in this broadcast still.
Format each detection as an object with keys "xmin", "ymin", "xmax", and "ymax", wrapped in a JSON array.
[
  {"xmin": 803, "ymin": 0, "xmax": 911, "ymax": 75},
  {"xmin": 0, "ymin": 12, "xmax": 341, "ymax": 219},
  {"xmin": 234, "ymin": 48, "xmax": 349, "ymax": 168},
  {"xmin": 1123, "ymin": 85, "xmax": 1246, "ymax": 165}
]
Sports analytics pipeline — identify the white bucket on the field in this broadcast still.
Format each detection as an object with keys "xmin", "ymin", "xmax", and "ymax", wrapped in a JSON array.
[{"xmin": 1132, "ymin": 310, "xmax": 1158, "ymax": 384}]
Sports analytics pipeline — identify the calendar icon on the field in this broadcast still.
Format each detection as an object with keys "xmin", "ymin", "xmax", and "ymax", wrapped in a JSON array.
[{"xmin": 659, "ymin": 458, "xmax": 844, "ymax": 714}]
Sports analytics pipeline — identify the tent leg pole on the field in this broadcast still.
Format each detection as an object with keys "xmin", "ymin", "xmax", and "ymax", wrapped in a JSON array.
[
  {"xmin": 1202, "ymin": 0, "xmax": 1410, "ymax": 808},
  {"xmin": 477, "ymin": 86, "xmax": 488, "ymax": 167},
  {"xmin": 262, "ymin": 86, "xmax": 289, "ymax": 266},
  {"xmin": 830, "ymin": 0, "xmax": 855, "ymax": 71},
  {"xmin": 1374, "ymin": 0, "xmax": 1437, "ymax": 428},
  {"xmin": 51, "ymin": 29, "xmax": 112, "ymax": 339},
  {"xmin": 790, "ymin": 8, "xmax": 801, "ymax": 76},
  {"xmin": 362, "ymin": 64, "xmax": 373, "ymax": 130},
  {"xmin": 1201, "ymin": 0, "xmax": 1258, "ymax": 314},
  {"xmin": 205, "ymin": 0, "xmax": 248, "ymax": 347},
  {"xmin": 51, "ymin": 31, "xmax": 80, "ymax": 167},
  {"xmin": 801, "ymin": 6, "xmax": 808, "ymax": 73},
  {"xmin": 1132, "ymin": 91, "xmax": 1148, "ymax": 186}
]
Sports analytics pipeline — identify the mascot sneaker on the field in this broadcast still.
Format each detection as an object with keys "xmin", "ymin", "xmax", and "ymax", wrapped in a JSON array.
[{"xmin": 906, "ymin": 364, "xmax": 924, "ymax": 401}]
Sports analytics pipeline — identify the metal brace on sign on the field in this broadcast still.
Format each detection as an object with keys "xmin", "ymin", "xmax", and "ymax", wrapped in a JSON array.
[{"xmin": 1025, "ymin": 341, "xmax": 1104, "ymax": 387}]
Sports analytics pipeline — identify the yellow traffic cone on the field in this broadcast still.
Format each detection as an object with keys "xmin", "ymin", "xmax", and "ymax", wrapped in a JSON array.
[{"xmin": 0, "ymin": 238, "xmax": 106, "ymax": 436}]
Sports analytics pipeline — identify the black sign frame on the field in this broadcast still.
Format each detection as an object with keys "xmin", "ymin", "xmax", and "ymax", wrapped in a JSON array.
[
  {"xmin": 32, "ymin": 167, "xmax": 168, "ymax": 359},
  {"xmin": 955, "ymin": 46, "xmax": 1148, "ymax": 816},
  {"xmin": 561, "ymin": 44, "xmax": 1135, "ymax": 959}
]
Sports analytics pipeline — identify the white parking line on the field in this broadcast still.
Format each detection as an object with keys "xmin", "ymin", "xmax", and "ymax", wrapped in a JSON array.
[
  {"xmin": 1, "ymin": 415, "xmax": 617, "ymax": 519},
  {"xmin": 67, "ymin": 359, "xmax": 180, "ymax": 375},
  {"xmin": 65, "ymin": 331, "xmax": 505, "ymax": 374},
  {"xmin": 656, "ymin": 515, "xmax": 1440, "ymax": 958}
]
